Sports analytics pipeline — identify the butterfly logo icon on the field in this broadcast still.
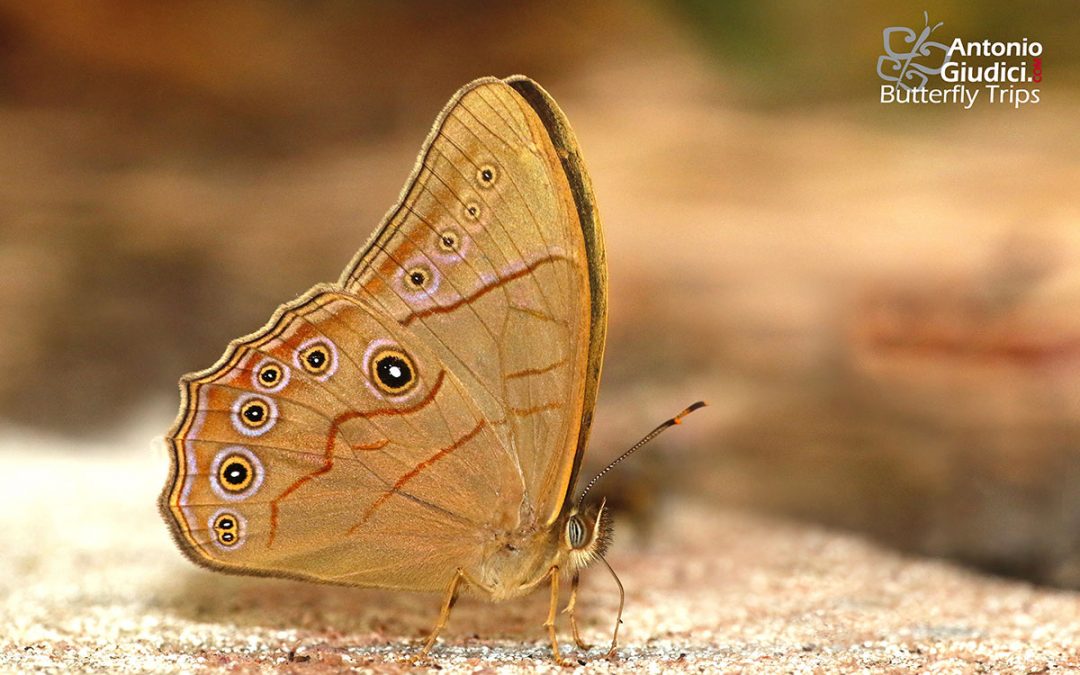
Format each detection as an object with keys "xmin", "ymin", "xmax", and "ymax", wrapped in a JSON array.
[{"xmin": 877, "ymin": 11, "xmax": 953, "ymax": 91}]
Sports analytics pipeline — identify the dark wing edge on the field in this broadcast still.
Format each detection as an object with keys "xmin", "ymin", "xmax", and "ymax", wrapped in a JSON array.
[{"xmin": 504, "ymin": 75, "xmax": 608, "ymax": 515}]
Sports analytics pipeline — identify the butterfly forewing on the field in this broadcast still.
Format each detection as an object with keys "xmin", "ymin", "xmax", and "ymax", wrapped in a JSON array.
[{"xmin": 341, "ymin": 78, "xmax": 604, "ymax": 527}]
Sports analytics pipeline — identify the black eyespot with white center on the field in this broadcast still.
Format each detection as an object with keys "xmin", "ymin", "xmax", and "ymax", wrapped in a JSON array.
[
  {"xmin": 398, "ymin": 262, "xmax": 440, "ymax": 297},
  {"xmin": 218, "ymin": 454, "xmax": 253, "ymax": 492},
  {"xmin": 210, "ymin": 446, "xmax": 264, "ymax": 501},
  {"xmin": 252, "ymin": 357, "xmax": 289, "ymax": 393},
  {"xmin": 211, "ymin": 510, "xmax": 243, "ymax": 548},
  {"xmin": 230, "ymin": 394, "xmax": 278, "ymax": 437},
  {"xmin": 477, "ymin": 164, "xmax": 498, "ymax": 188},
  {"xmin": 464, "ymin": 202, "xmax": 481, "ymax": 220},
  {"xmin": 370, "ymin": 349, "xmax": 417, "ymax": 396},
  {"xmin": 304, "ymin": 347, "xmax": 327, "ymax": 371},
  {"xmin": 406, "ymin": 266, "xmax": 430, "ymax": 290},
  {"xmin": 438, "ymin": 229, "xmax": 460, "ymax": 253},
  {"xmin": 242, "ymin": 401, "xmax": 265, "ymax": 424},
  {"xmin": 295, "ymin": 338, "xmax": 338, "ymax": 381}
]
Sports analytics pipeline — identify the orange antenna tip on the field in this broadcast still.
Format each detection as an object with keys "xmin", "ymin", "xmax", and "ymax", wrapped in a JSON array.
[
  {"xmin": 576, "ymin": 399, "xmax": 707, "ymax": 506},
  {"xmin": 673, "ymin": 400, "xmax": 708, "ymax": 424}
]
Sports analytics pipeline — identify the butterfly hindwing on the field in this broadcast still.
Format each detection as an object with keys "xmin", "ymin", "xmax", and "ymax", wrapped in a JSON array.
[{"xmin": 162, "ymin": 287, "xmax": 524, "ymax": 590}]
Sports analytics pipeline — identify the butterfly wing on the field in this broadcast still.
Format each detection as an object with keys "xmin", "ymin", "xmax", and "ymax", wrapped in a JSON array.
[
  {"xmin": 161, "ymin": 286, "xmax": 525, "ymax": 590},
  {"xmin": 340, "ymin": 76, "xmax": 606, "ymax": 528},
  {"xmin": 161, "ymin": 76, "xmax": 604, "ymax": 588}
]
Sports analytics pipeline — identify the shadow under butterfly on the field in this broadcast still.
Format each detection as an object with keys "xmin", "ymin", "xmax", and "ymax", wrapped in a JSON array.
[{"xmin": 159, "ymin": 74, "xmax": 704, "ymax": 665}]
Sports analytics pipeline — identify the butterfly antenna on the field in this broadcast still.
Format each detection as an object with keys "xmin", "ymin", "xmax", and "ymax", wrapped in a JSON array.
[{"xmin": 576, "ymin": 400, "xmax": 707, "ymax": 507}]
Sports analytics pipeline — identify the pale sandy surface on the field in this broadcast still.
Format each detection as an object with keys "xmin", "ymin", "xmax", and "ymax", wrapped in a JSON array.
[{"xmin": 3, "ymin": 419, "xmax": 1080, "ymax": 674}]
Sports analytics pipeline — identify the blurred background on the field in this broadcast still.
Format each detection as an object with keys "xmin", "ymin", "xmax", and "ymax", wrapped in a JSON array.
[{"xmin": 2, "ymin": 0, "xmax": 1079, "ymax": 587}]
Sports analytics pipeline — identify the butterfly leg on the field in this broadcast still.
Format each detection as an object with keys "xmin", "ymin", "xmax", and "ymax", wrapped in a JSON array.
[
  {"xmin": 599, "ymin": 555, "xmax": 625, "ymax": 659},
  {"xmin": 562, "ymin": 572, "xmax": 591, "ymax": 650},
  {"xmin": 543, "ymin": 567, "xmax": 576, "ymax": 666},
  {"xmin": 413, "ymin": 570, "xmax": 465, "ymax": 663}
]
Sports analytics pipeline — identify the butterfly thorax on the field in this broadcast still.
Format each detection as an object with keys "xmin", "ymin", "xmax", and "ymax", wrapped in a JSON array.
[
  {"xmin": 470, "ymin": 524, "xmax": 563, "ymax": 601},
  {"xmin": 468, "ymin": 500, "xmax": 612, "ymax": 601}
]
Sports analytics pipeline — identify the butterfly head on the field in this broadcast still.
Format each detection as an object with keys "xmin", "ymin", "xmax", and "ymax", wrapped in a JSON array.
[
  {"xmin": 560, "ymin": 401, "xmax": 707, "ymax": 573},
  {"xmin": 562, "ymin": 497, "xmax": 613, "ymax": 572}
]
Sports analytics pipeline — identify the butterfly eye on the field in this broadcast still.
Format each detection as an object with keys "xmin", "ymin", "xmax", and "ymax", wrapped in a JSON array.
[
  {"xmin": 566, "ymin": 515, "xmax": 587, "ymax": 549},
  {"xmin": 217, "ymin": 453, "xmax": 254, "ymax": 493},
  {"xmin": 477, "ymin": 164, "xmax": 498, "ymax": 188},
  {"xmin": 371, "ymin": 349, "xmax": 417, "ymax": 395},
  {"xmin": 212, "ymin": 511, "xmax": 242, "ymax": 547}
]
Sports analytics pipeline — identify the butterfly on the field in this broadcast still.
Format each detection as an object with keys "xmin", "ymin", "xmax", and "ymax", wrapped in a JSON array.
[{"xmin": 159, "ymin": 74, "xmax": 703, "ymax": 665}]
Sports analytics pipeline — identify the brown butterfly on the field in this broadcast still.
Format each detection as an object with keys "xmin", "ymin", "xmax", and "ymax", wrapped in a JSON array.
[{"xmin": 159, "ymin": 75, "xmax": 704, "ymax": 665}]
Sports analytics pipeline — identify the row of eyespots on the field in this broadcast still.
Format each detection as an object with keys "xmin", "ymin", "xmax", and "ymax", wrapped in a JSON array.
[
  {"xmin": 397, "ymin": 181, "xmax": 488, "ymax": 297},
  {"xmin": 229, "ymin": 339, "xmax": 340, "ymax": 437},
  {"xmin": 208, "ymin": 348, "xmax": 416, "ymax": 551},
  {"xmin": 206, "ymin": 448, "xmax": 260, "ymax": 548},
  {"xmin": 399, "ymin": 238, "xmax": 472, "ymax": 297},
  {"xmin": 250, "ymin": 340, "xmax": 339, "ymax": 392},
  {"xmin": 206, "ymin": 442, "xmax": 262, "ymax": 549},
  {"xmin": 231, "ymin": 336, "xmax": 417, "ymax": 437}
]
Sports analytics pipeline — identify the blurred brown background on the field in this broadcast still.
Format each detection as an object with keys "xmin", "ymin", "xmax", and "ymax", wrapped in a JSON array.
[{"xmin": 2, "ymin": 1, "xmax": 1079, "ymax": 587}]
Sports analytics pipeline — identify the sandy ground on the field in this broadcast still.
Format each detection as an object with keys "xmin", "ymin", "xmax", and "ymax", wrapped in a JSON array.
[{"xmin": 2, "ymin": 417, "xmax": 1079, "ymax": 673}]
